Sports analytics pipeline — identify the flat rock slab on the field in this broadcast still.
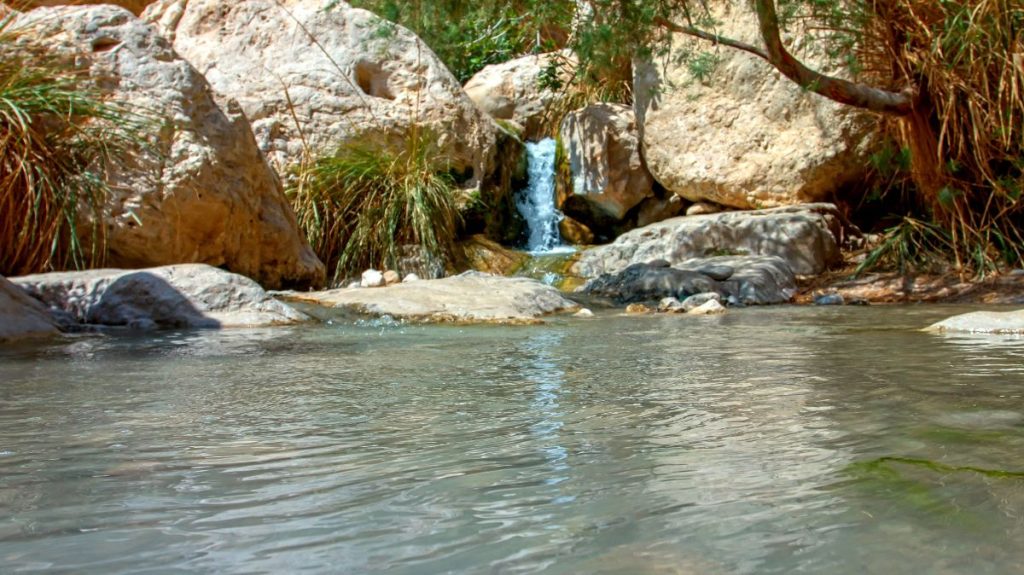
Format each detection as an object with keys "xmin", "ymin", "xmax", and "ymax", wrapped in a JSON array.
[
  {"xmin": 926, "ymin": 309, "xmax": 1024, "ymax": 334},
  {"xmin": 0, "ymin": 276, "xmax": 61, "ymax": 342},
  {"xmin": 13, "ymin": 264, "xmax": 308, "ymax": 330},
  {"xmin": 573, "ymin": 204, "xmax": 842, "ymax": 278},
  {"xmin": 580, "ymin": 255, "xmax": 796, "ymax": 305},
  {"xmin": 280, "ymin": 272, "xmax": 579, "ymax": 324}
]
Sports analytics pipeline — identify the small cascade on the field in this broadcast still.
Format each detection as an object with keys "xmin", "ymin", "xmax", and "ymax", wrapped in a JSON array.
[{"xmin": 516, "ymin": 138, "xmax": 564, "ymax": 253}]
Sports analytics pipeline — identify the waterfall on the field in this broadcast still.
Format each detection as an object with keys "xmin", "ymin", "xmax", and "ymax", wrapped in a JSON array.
[{"xmin": 516, "ymin": 138, "xmax": 564, "ymax": 253}]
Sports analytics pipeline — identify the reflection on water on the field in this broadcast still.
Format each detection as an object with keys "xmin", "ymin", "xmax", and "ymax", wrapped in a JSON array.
[{"xmin": 1, "ymin": 306, "xmax": 1024, "ymax": 574}]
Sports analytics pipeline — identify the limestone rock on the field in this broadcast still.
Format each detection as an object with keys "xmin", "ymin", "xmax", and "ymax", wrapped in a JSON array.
[
  {"xmin": 688, "ymin": 299, "xmax": 726, "ymax": 316},
  {"xmin": 681, "ymin": 292, "xmax": 722, "ymax": 312},
  {"xmin": 579, "ymin": 255, "xmax": 796, "ymax": 305},
  {"xmin": 573, "ymin": 204, "xmax": 843, "ymax": 278},
  {"xmin": 382, "ymin": 270, "xmax": 401, "ymax": 286},
  {"xmin": 636, "ymin": 195, "xmax": 687, "ymax": 228},
  {"xmin": 13, "ymin": 264, "xmax": 309, "ymax": 329},
  {"xmin": 658, "ymin": 297, "xmax": 685, "ymax": 313},
  {"xmin": 144, "ymin": 0, "xmax": 496, "ymax": 182},
  {"xmin": 0, "ymin": 276, "xmax": 61, "ymax": 342},
  {"xmin": 14, "ymin": 1, "xmax": 151, "ymax": 14},
  {"xmin": 20, "ymin": 5, "xmax": 324, "ymax": 289},
  {"xmin": 402, "ymin": 273, "xmax": 420, "ymax": 283},
  {"xmin": 926, "ymin": 310, "xmax": 1024, "ymax": 335},
  {"xmin": 464, "ymin": 50, "xmax": 574, "ymax": 140},
  {"xmin": 636, "ymin": 1, "xmax": 874, "ymax": 210},
  {"xmin": 560, "ymin": 103, "xmax": 654, "ymax": 226},
  {"xmin": 360, "ymin": 269, "xmax": 384, "ymax": 288},
  {"xmin": 279, "ymin": 271, "xmax": 579, "ymax": 324},
  {"xmin": 573, "ymin": 308, "xmax": 594, "ymax": 318},
  {"xmin": 686, "ymin": 202, "xmax": 724, "ymax": 216},
  {"xmin": 625, "ymin": 303, "xmax": 651, "ymax": 314}
]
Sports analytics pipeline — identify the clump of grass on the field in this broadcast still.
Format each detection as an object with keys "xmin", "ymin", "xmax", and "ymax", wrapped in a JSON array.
[
  {"xmin": 855, "ymin": 217, "xmax": 956, "ymax": 276},
  {"xmin": 0, "ymin": 14, "xmax": 133, "ymax": 276},
  {"xmin": 288, "ymin": 128, "xmax": 461, "ymax": 285}
]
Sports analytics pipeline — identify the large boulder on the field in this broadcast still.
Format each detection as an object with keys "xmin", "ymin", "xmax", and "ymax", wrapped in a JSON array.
[
  {"xmin": 559, "ymin": 103, "xmax": 656, "ymax": 232},
  {"xmin": 464, "ymin": 50, "xmax": 574, "ymax": 140},
  {"xmin": 0, "ymin": 276, "xmax": 61, "ymax": 342},
  {"xmin": 21, "ymin": 5, "xmax": 324, "ymax": 289},
  {"xmin": 280, "ymin": 271, "xmax": 579, "ymax": 324},
  {"xmin": 144, "ymin": 0, "xmax": 496, "ymax": 182},
  {"xmin": 13, "ymin": 264, "xmax": 309, "ymax": 329},
  {"xmin": 12, "ymin": 1, "xmax": 151, "ymax": 14},
  {"xmin": 635, "ymin": 1, "xmax": 874, "ymax": 210},
  {"xmin": 573, "ymin": 204, "xmax": 843, "ymax": 277},
  {"xmin": 926, "ymin": 310, "xmax": 1024, "ymax": 335}
]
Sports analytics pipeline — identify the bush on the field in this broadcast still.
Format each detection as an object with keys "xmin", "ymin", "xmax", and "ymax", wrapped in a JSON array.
[
  {"xmin": 288, "ymin": 129, "xmax": 461, "ymax": 285},
  {"xmin": 0, "ymin": 15, "xmax": 135, "ymax": 276}
]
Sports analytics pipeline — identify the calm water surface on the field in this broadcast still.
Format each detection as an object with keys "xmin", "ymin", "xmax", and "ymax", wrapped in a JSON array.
[{"xmin": 2, "ymin": 306, "xmax": 1024, "ymax": 574}]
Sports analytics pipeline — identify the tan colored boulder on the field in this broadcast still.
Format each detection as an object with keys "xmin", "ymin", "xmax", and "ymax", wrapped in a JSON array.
[
  {"xmin": 12, "ymin": 0, "xmax": 151, "ymax": 14},
  {"xmin": 560, "ymin": 103, "xmax": 655, "ymax": 223},
  {"xmin": 144, "ymin": 0, "xmax": 496, "ymax": 182},
  {"xmin": 636, "ymin": 1, "xmax": 874, "ymax": 210},
  {"xmin": 464, "ymin": 50, "xmax": 574, "ymax": 140},
  {"xmin": 926, "ymin": 310, "xmax": 1024, "ymax": 334},
  {"xmin": 0, "ymin": 276, "xmax": 60, "ymax": 342},
  {"xmin": 21, "ymin": 5, "xmax": 324, "ymax": 289},
  {"xmin": 280, "ymin": 272, "xmax": 579, "ymax": 324}
]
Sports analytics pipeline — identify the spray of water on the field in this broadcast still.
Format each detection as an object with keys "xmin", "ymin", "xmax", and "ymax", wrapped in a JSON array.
[{"xmin": 516, "ymin": 138, "xmax": 564, "ymax": 253}]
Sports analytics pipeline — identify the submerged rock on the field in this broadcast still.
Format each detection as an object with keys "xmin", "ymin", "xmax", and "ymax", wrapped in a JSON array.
[
  {"xmin": 681, "ymin": 292, "xmax": 722, "ymax": 312},
  {"xmin": 926, "ymin": 310, "xmax": 1024, "ymax": 335},
  {"xmin": 573, "ymin": 204, "xmax": 842, "ymax": 277},
  {"xmin": 579, "ymin": 255, "xmax": 796, "ymax": 305},
  {"xmin": 688, "ymin": 299, "xmax": 727, "ymax": 316},
  {"xmin": 21, "ymin": 5, "xmax": 324, "ymax": 289},
  {"xmin": 12, "ymin": 264, "xmax": 309, "ymax": 330},
  {"xmin": 0, "ymin": 276, "xmax": 61, "ymax": 342},
  {"xmin": 279, "ymin": 272, "xmax": 579, "ymax": 324}
]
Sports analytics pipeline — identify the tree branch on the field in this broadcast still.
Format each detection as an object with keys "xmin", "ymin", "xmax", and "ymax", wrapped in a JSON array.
[{"xmin": 655, "ymin": 2, "xmax": 917, "ymax": 116}]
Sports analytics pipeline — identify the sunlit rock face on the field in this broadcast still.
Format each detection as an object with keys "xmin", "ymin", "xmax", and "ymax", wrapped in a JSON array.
[
  {"xmin": 636, "ymin": 0, "xmax": 875, "ymax": 210},
  {"xmin": 143, "ymin": 0, "xmax": 497, "ymax": 183},
  {"xmin": 20, "ymin": 5, "xmax": 324, "ymax": 289}
]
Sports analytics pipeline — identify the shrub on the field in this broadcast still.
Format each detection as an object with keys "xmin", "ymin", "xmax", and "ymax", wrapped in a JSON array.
[
  {"xmin": 288, "ymin": 129, "xmax": 461, "ymax": 285},
  {"xmin": 0, "ymin": 14, "xmax": 135, "ymax": 276}
]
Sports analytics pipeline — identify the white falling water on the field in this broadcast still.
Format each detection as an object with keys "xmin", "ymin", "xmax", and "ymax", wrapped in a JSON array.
[{"xmin": 516, "ymin": 138, "xmax": 564, "ymax": 253}]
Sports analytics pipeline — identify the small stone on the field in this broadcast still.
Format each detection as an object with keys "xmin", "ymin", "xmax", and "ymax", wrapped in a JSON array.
[
  {"xmin": 625, "ymin": 303, "xmax": 651, "ymax": 314},
  {"xmin": 347, "ymin": 281, "xmax": 361, "ymax": 289},
  {"xmin": 688, "ymin": 299, "xmax": 726, "ymax": 316},
  {"xmin": 682, "ymin": 292, "xmax": 722, "ymax": 312},
  {"xmin": 361, "ymin": 269, "xmax": 384, "ymax": 288},
  {"xmin": 814, "ymin": 293, "xmax": 845, "ymax": 306},
  {"xmin": 574, "ymin": 308, "xmax": 594, "ymax": 318},
  {"xmin": 383, "ymin": 270, "xmax": 401, "ymax": 285},
  {"xmin": 402, "ymin": 273, "xmax": 420, "ymax": 283},
  {"xmin": 658, "ymin": 297, "xmax": 685, "ymax": 313},
  {"xmin": 686, "ymin": 201, "xmax": 722, "ymax": 216}
]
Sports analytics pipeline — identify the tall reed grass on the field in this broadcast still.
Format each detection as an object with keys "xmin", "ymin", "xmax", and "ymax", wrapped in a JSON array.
[
  {"xmin": 287, "ymin": 129, "xmax": 461, "ymax": 285},
  {"xmin": 0, "ymin": 13, "xmax": 134, "ymax": 276}
]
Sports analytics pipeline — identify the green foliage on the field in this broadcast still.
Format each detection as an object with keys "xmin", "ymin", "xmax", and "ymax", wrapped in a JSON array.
[
  {"xmin": 348, "ymin": 0, "xmax": 573, "ymax": 83},
  {"xmin": 288, "ymin": 129, "xmax": 461, "ymax": 285},
  {"xmin": 0, "ymin": 17, "xmax": 137, "ymax": 276}
]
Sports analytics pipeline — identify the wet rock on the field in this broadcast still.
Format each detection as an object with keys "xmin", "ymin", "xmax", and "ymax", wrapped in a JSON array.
[
  {"xmin": 12, "ymin": 264, "xmax": 308, "ymax": 329},
  {"xmin": 574, "ymin": 308, "xmax": 595, "ymax": 318},
  {"xmin": 279, "ymin": 272, "xmax": 578, "ymax": 324},
  {"xmin": 682, "ymin": 292, "xmax": 722, "ymax": 312},
  {"xmin": 361, "ymin": 270, "xmax": 385, "ymax": 288},
  {"xmin": 625, "ymin": 303, "xmax": 652, "ymax": 314},
  {"xmin": 688, "ymin": 299, "xmax": 726, "ymax": 316},
  {"xmin": 926, "ymin": 309, "xmax": 1024, "ymax": 334},
  {"xmin": 658, "ymin": 297, "xmax": 685, "ymax": 313},
  {"xmin": 0, "ymin": 276, "xmax": 61, "ymax": 342},
  {"xmin": 579, "ymin": 256, "xmax": 796, "ymax": 305},
  {"xmin": 573, "ymin": 204, "xmax": 842, "ymax": 277},
  {"xmin": 694, "ymin": 265, "xmax": 734, "ymax": 281},
  {"xmin": 814, "ymin": 293, "xmax": 846, "ymax": 306}
]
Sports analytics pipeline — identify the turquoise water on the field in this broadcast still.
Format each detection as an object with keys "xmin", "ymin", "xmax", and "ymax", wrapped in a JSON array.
[{"xmin": 1, "ymin": 306, "xmax": 1023, "ymax": 574}]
